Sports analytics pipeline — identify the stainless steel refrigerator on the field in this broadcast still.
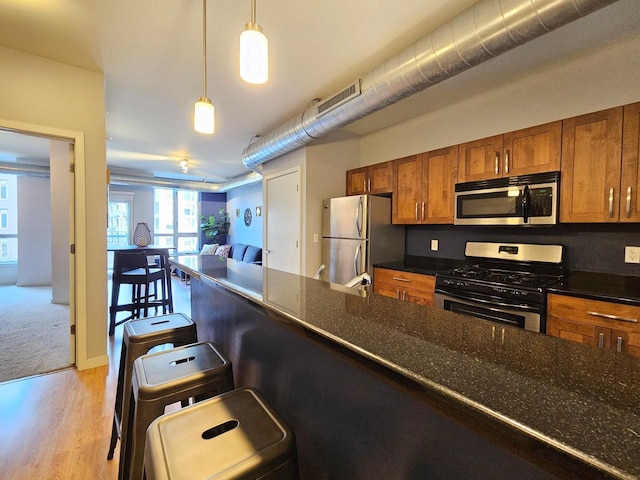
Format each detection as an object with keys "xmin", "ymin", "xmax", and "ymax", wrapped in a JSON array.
[{"xmin": 320, "ymin": 195, "xmax": 405, "ymax": 285}]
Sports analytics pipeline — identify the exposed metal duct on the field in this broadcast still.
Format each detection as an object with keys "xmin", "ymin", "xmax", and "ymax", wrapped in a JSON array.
[
  {"xmin": 0, "ymin": 161, "xmax": 50, "ymax": 178},
  {"xmin": 108, "ymin": 171, "xmax": 262, "ymax": 192},
  {"xmin": 0, "ymin": 161, "xmax": 262, "ymax": 192},
  {"xmin": 242, "ymin": 0, "xmax": 620, "ymax": 170}
]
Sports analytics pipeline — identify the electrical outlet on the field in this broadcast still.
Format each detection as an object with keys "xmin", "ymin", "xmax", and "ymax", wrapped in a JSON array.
[
  {"xmin": 431, "ymin": 239, "xmax": 439, "ymax": 251},
  {"xmin": 625, "ymin": 246, "xmax": 640, "ymax": 264}
]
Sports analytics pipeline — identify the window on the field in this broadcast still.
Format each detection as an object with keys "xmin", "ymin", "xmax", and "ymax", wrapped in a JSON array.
[
  {"xmin": 0, "ymin": 209, "xmax": 7, "ymax": 229},
  {"xmin": 0, "ymin": 180, "xmax": 7, "ymax": 200},
  {"xmin": 107, "ymin": 201, "xmax": 131, "ymax": 247},
  {"xmin": 154, "ymin": 188, "xmax": 199, "ymax": 254}
]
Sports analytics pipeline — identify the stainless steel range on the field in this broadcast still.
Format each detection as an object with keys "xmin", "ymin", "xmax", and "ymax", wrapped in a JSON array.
[{"xmin": 434, "ymin": 242, "xmax": 565, "ymax": 333}]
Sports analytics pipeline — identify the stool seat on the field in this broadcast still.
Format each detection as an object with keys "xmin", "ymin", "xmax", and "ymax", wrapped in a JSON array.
[
  {"xmin": 107, "ymin": 313, "xmax": 197, "ymax": 461},
  {"xmin": 145, "ymin": 387, "xmax": 298, "ymax": 480},
  {"xmin": 120, "ymin": 341, "xmax": 234, "ymax": 480}
]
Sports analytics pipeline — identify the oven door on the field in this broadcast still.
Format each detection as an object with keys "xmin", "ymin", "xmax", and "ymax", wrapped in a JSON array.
[{"xmin": 434, "ymin": 289, "xmax": 542, "ymax": 332}]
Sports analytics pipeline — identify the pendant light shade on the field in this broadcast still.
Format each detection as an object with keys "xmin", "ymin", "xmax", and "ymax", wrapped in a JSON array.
[
  {"xmin": 240, "ymin": 0, "xmax": 268, "ymax": 84},
  {"xmin": 194, "ymin": 0, "xmax": 214, "ymax": 134},
  {"xmin": 194, "ymin": 97, "xmax": 215, "ymax": 134}
]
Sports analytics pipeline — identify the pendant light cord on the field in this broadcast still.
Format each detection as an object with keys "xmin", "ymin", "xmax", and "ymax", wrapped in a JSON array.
[
  {"xmin": 250, "ymin": 0, "xmax": 256, "ymax": 25},
  {"xmin": 202, "ymin": 0, "xmax": 207, "ymax": 98}
]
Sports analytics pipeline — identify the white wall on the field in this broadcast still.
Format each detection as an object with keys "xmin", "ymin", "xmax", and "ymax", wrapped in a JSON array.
[
  {"xmin": 17, "ymin": 176, "xmax": 51, "ymax": 286},
  {"xmin": 227, "ymin": 182, "xmax": 263, "ymax": 247},
  {"xmin": 360, "ymin": 34, "xmax": 640, "ymax": 165},
  {"xmin": 0, "ymin": 46, "xmax": 107, "ymax": 369}
]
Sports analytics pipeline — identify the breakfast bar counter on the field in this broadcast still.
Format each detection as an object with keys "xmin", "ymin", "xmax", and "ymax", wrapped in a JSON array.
[{"xmin": 171, "ymin": 255, "xmax": 640, "ymax": 480}]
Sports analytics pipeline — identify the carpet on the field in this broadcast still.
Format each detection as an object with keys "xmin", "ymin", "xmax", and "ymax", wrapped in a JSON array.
[{"xmin": 0, "ymin": 285, "xmax": 71, "ymax": 383}]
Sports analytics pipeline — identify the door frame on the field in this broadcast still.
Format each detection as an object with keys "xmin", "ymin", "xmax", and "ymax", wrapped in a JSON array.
[{"xmin": 0, "ymin": 118, "xmax": 84, "ymax": 368}]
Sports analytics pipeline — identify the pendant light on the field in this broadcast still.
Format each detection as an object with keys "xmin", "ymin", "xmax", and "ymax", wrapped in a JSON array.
[
  {"xmin": 240, "ymin": 0, "xmax": 268, "ymax": 84},
  {"xmin": 194, "ymin": 0, "xmax": 214, "ymax": 134}
]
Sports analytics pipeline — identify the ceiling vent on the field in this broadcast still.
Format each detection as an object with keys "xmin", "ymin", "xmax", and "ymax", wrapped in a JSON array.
[{"xmin": 316, "ymin": 80, "xmax": 362, "ymax": 118}]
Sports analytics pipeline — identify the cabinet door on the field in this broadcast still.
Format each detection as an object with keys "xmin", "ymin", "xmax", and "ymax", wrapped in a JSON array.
[
  {"xmin": 457, "ymin": 135, "xmax": 504, "ymax": 183},
  {"xmin": 560, "ymin": 107, "xmax": 623, "ymax": 223},
  {"xmin": 547, "ymin": 316, "xmax": 611, "ymax": 349},
  {"xmin": 503, "ymin": 121, "xmax": 561, "ymax": 177},
  {"xmin": 368, "ymin": 161, "xmax": 393, "ymax": 194},
  {"xmin": 621, "ymin": 102, "xmax": 640, "ymax": 222},
  {"xmin": 393, "ymin": 154, "xmax": 422, "ymax": 224},
  {"xmin": 346, "ymin": 167, "xmax": 368, "ymax": 196},
  {"xmin": 423, "ymin": 146, "xmax": 458, "ymax": 224},
  {"xmin": 373, "ymin": 281, "xmax": 401, "ymax": 300}
]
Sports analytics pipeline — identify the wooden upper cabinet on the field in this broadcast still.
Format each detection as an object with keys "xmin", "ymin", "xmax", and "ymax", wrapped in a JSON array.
[
  {"xmin": 346, "ymin": 167, "xmax": 367, "ymax": 195},
  {"xmin": 392, "ymin": 149, "xmax": 457, "ymax": 224},
  {"xmin": 458, "ymin": 123, "xmax": 562, "ymax": 183},
  {"xmin": 457, "ymin": 135, "xmax": 503, "ymax": 183},
  {"xmin": 621, "ymin": 102, "xmax": 640, "ymax": 222},
  {"xmin": 503, "ymin": 121, "xmax": 561, "ymax": 177},
  {"xmin": 560, "ymin": 107, "xmax": 623, "ymax": 223},
  {"xmin": 346, "ymin": 161, "xmax": 393, "ymax": 196},
  {"xmin": 392, "ymin": 154, "xmax": 422, "ymax": 224},
  {"xmin": 423, "ymin": 146, "xmax": 458, "ymax": 224}
]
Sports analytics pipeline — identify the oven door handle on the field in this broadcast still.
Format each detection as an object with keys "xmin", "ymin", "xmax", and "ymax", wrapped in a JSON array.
[{"xmin": 434, "ymin": 288, "xmax": 539, "ymax": 312}]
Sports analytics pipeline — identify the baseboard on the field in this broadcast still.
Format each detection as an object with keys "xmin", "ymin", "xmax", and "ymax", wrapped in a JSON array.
[{"xmin": 76, "ymin": 354, "xmax": 109, "ymax": 371}]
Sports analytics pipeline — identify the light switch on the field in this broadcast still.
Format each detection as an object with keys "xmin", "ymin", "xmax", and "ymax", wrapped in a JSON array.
[
  {"xmin": 313, "ymin": 233, "xmax": 319, "ymax": 244},
  {"xmin": 431, "ymin": 239, "xmax": 438, "ymax": 251}
]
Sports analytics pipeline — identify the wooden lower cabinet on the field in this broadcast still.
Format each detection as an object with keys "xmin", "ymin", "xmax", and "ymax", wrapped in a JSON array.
[
  {"xmin": 373, "ymin": 267, "xmax": 435, "ymax": 306},
  {"xmin": 547, "ymin": 293, "xmax": 640, "ymax": 357}
]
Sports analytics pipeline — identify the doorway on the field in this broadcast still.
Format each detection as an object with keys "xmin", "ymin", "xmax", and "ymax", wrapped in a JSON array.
[
  {"xmin": 264, "ymin": 167, "xmax": 301, "ymax": 274},
  {"xmin": 0, "ymin": 129, "xmax": 75, "ymax": 382}
]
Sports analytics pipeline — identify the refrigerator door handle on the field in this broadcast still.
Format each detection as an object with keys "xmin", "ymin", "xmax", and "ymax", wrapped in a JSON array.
[
  {"xmin": 355, "ymin": 196, "xmax": 363, "ymax": 237},
  {"xmin": 354, "ymin": 243, "xmax": 362, "ymax": 276}
]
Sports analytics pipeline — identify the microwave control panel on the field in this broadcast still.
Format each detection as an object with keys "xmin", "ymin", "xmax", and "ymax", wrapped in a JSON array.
[{"xmin": 529, "ymin": 187, "xmax": 553, "ymax": 216}]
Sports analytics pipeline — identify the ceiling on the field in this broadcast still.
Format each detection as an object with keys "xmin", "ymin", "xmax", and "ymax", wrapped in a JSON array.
[{"xmin": 0, "ymin": 0, "xmax": 638, "ymax": 184}]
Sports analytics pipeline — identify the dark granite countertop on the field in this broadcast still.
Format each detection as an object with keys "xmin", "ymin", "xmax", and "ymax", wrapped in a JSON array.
[
  {"xmin": 374, "ymin": 255, "xmax": 465, "ymax": 275},
  {"xmin": 548, "ymin": 271, "xmax": 640, "ymax": 306},
  {"xmin": 172, "ymin": 255, "xmax": 640, "ymax": 480}
]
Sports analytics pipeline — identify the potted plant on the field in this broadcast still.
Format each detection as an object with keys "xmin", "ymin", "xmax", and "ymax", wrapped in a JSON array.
[{"xmin": 200, "ymin": 207, "xmax": 230, "ymax": 244}]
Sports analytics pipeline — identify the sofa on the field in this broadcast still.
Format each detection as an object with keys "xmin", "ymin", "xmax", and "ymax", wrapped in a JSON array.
[{"xmin": 200, "ymin": 242, "xmax": 262, "ymax": 265}]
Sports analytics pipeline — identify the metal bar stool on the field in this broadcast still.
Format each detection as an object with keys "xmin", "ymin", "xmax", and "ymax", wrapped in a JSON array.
[
  {"xmin": 144, "ymin": 387, "xmax": 299, "ymax": 480},
  {"xmin": 107, "ymin": 313, "xmax": 197, "ymax": 461},
  {"xmin": 109, "ymin": 249, "xmax": 173, "ymax": 336},
  {"xmin": 119, "ymin": 341, "xmax": 234, "ymax": 480}
]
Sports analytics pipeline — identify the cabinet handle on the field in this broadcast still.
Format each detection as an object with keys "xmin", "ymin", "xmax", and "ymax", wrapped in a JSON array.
[
  {"xmin": 421, "ymin": 202, "xmax": 425, "ymax": 221},
  {"xmin": 396, "ymin": 289, "xmax": 400, "ymax": 299},
  {"xmin": 363, "ymin": 179, "xmax": 367, "ymax": 193},
  {"xmin": 368, "ymin": 178, "xmax": 371, "ymax": 193},
  {"xmin": 415, "ymin": 202, "xmax": 419, "ymax": 221},
  {"xmin": 392, "ymin": 276, "xmax": 411, "ymax": 283},
  {"xmin": 501, "ymin": 328, "xmax": 505, "ymax": 345},
  {"xmin": 505, "ymin": 150, "xmax": 509, "ymax": 175},
  {"xmin": 495, "ymin": 152, "xmax": 500, "ymax": 175},
  {"xmin": 598, "ymin": 332, "xmax": 604, "ymax": 348},
  {"xmin": 588, "ymin": 311, "xmax": 638, "ymax": 323},
  {"xmin": 608, "ymin": 187, "xmax": 614, "ymax": 218},
  {"xmin": 402, "ymin": 290, "xmax": 407, "ymax": 301},
  {"xmin": 626, "ymin": 186, "xmax": 632, "ymax": 218},
  {"xmin": 617, "ymin": 336, "xmax": 623, "ymax": 353}
]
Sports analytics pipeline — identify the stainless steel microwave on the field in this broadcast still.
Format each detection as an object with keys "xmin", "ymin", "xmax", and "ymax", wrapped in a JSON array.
[{"xmin": 454, "ymin": 172, "xmax": 559, "ymax": 226}]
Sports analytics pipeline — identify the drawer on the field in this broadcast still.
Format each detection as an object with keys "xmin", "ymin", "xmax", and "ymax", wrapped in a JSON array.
[
  {"xmin": 374, "ymin": 268, "xmax": 435, "ymax": 291},
  {"xmin": 547, "ymin": 294, "xmax": 640, "ymax": 332}
]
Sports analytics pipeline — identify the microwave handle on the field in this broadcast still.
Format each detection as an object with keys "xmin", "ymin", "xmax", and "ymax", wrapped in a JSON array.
[{"xmin": 522, "ymin": 185, "xmax": 530, "ymax": 223}]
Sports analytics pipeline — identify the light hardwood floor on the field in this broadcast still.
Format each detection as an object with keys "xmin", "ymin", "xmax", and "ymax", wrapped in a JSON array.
[{"xmin": 0, "ymin": 276, "xmax": 191, "ymax": 479}]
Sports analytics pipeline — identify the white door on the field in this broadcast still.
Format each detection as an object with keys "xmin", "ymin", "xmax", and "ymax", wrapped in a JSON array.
[{"xmin": 264, "ymin": 168, "xmax": 301, "ymax": 274}]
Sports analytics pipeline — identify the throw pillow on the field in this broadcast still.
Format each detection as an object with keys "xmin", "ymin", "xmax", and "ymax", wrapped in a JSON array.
[
  {"xmin": 200, "ymin": 243, "xmax": 219, "ymax": 255},
  {"xmin": 215, "ymin": 244, "xmax": 232, "ymax": 258}
]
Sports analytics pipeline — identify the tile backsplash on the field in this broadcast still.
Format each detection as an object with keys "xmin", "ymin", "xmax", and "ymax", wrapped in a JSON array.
[{"xmin": 406, "ymin": 223, "xmax": 640, "ymax": 276}]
